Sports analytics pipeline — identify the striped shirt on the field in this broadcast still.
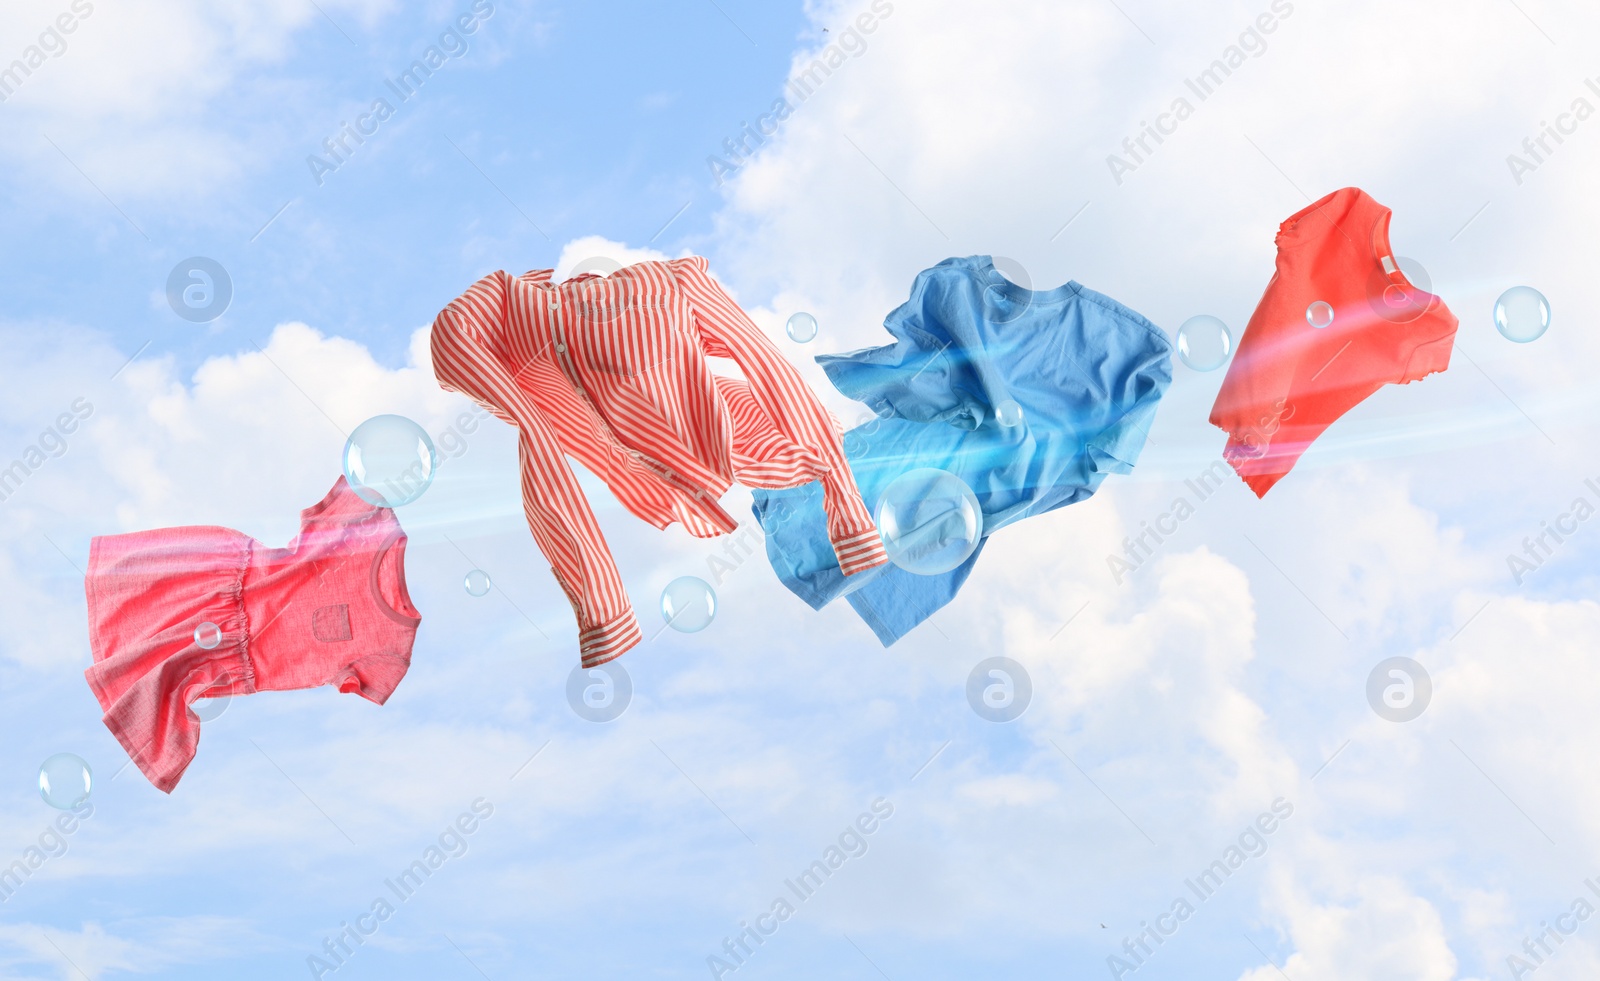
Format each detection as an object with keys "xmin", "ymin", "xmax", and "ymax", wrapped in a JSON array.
[{"xmin": 430, "ymin": 256, "xmax": 887, "ymax": 666}]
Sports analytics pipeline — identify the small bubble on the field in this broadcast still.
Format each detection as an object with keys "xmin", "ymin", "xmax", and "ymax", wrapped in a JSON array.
[
  {"xmin": 38, "ymin": 753, "xmax": 91, "ymax": 810},
  {"xmin": 661, "ymin": 576, "xmax": 717, "ymax": 633},
  {"xmin": 1494, "ymin": 286, "xmax": 1550, "ymax": 343},
  {"xmin": 342, "ymin": 414, "xmax": 437, "ymax": 508},
  {"xmin": 995, "ymin": 399, "xmax": 1024, "ymax": 428},
  {"xmin": 1176, "ymin": 315, "xmax": 1232, "ymax": 372},
  {"xmin": 1306, "ymin": 301, "xmax": 1335, "ymax": 329},
  {"xmin": 877, "ymin": 468, "xmax": 982, "ymax": 576},
  {"xmin": 194, "ymin": 622, "xmax": 222, "ymax": 650},
  {"xmin": 464, "ymin": 569, "xmax": 492, "ymax": 597},
  {"xmin": 786, "ymin": 312, "xmax": 819, "ymax": 343}
]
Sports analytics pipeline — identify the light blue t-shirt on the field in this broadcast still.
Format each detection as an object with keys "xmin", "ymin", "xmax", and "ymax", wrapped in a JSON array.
[{"xmin": 752, "ymin": 256, "xmax": 1172, "ymax": 645}]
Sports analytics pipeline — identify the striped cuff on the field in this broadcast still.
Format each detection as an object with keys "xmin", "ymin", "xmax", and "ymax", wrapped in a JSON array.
[
  {"xmin": 579, "ymin": 610, "xmax": 643, "ymax": 668},
  {"xmin": 833, "ymin": 528, "xmax": 889, "ymax": 576}
]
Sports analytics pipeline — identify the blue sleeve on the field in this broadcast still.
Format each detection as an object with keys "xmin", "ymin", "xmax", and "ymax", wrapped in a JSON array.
[{"xmin": 750, "ymin": 482, "xmax": 852, "ymax": 611}]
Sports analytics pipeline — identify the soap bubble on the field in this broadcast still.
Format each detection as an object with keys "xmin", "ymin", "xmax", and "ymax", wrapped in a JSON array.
[
  {"xmin": 785, "ymin": 312, "xmax": 818, "ymax": 343},
  {"xmin": 1176, "ymin": 316, "xmax": 1232, "ymax": 371},
  {"xmin": 38, "ymin": 753, "xmax": 91, "ymax": 810},
  {"xmin": 194, "ymin": 621, "xmax": 222, "ymax": 650},
  {"xmin": 876, "ymin": 468, "xmax": 983, "ymax": 575},
  {"xmin": 464, "ymin": 569, "xmax": 492, "ymax": 597},
  {"xmin": 1494, "ymin": 286, "xmax": 1550, "ymax": 343},
  {"xmin": 1306, "ymin": 301, "xmax": 1335, "ymax": 329},
  {"xmin": 343, "ymin": 415, "xmax": 437, "ymax": 507},
  {"xmin": 661, "ymin": 576, "xmax": 717, "ymax": 633},
  {"xmin": 995, "ymin": 399, "xmax": 1024, "ymax": 428}
]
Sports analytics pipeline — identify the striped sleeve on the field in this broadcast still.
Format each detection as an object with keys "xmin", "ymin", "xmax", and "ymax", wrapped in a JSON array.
[
  {"xmin": 430, "ymin": 272, "xmax": 641, "ymax": 666},
  {"xmin": 671, "ymin": 257, "xmax": 888, "ymax": 576}
]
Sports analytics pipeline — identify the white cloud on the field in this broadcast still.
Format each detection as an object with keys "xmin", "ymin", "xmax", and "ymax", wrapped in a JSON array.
[
  {"xmin": 1241, "ymin": 874, "xmax": 1459, "ymax": 981},
  {"xmin": 0, "ymin": 0, "xmax": 398, "ymax": 199},
  {"xmin": 0, "ymin": 918, "xmax": 267, "ymax": 980},
  {"xmin": 5, "ymin": 0, "xmax": 1600, "ymax": 975}
]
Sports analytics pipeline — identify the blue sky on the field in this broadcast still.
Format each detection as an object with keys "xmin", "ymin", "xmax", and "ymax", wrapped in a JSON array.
[{"xmin": 3, "ymin": 0, "xmax": 1600, "ymax": 979}]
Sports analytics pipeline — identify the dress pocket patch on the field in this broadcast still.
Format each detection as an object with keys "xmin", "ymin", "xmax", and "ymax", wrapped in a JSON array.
[{"xmin": 312, "ymin": 604, "xmax": 352, "ymax": 642}]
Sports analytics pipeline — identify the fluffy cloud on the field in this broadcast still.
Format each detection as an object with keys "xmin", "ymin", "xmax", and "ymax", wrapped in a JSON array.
[{"xmin": 4, "ymin": 0, "xmax": 1600, "ymax": 976}]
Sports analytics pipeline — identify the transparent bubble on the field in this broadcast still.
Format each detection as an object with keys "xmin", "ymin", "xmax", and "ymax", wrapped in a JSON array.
[
  {"xmin": 660, "ymin": 576, "xmax": 717, "ymax": 633},
  {"xmin": 876, "ymin": 468, "xmax": 983, "ymax": 575},
  {"xmin": 464, "ymin": 569, "xmax": 492, "ymax": 597},
  {"xmin": 995, "ymin": 399, "xmax": 1024, "ymax": 428},
  {"xmin": 342, "ymin": 414, "xmax": 437, "ymax": 507},
  {"xmin": 38, "ymin": 753, "xmax": 91, "ymax": 810},
  {"xmin": 1176, "ymin": 315, "xmax": 1232, "ymax": 372},
  {"xmin": 1306, "ymin": 301, "xmax": 1335, "ymax": 329},
  {"xmin": 194, "ymin": 621, "xmax": 222, "ymax": 650},
  {"xmin": 786, "ymin": 312, "xmax": 818, "ymax": 343},
  {"xmin": 1494, "ymin": 286, "xmax": 1550, "ymax": 343}
]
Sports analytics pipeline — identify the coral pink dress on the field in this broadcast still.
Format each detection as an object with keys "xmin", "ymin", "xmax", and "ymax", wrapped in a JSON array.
[{"xmin": 84, "ymin": 477, "xmax": 421, "ymax": 793}]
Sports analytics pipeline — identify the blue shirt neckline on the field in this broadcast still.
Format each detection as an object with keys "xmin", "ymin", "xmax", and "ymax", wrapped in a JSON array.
[{"xmin": 974, "ymin": 255, "xmax": 1083, "ymax": 307}]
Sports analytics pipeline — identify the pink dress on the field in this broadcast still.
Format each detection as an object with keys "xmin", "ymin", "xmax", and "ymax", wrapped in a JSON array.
[{"xmin": 84, "ymin": 477, "xmax": 421, "ymax": 793}]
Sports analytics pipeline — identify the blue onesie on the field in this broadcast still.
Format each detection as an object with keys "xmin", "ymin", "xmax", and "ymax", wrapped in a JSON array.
[{"xmin": 751, "ymin": 256, "xmax": 1172, "ymax": 644}]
